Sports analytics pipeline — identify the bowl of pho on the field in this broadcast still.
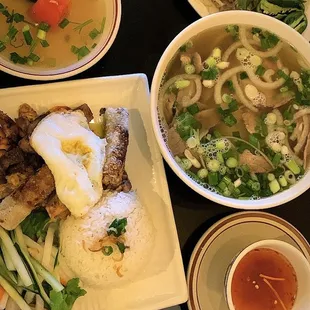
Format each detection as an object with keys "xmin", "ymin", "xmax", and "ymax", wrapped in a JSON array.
[
  {"xmin": 0, "ymin": 0, "xmax": 121, "ymax": 80},
  {"xmin": 151, "ymin": 11, "xmax": 310, "ymax": 209}
]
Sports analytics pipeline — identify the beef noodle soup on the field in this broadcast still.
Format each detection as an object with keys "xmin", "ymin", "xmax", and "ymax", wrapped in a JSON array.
[{"xmin": 159, "ymin": 25, "xmax": 310, "ymax": 200}]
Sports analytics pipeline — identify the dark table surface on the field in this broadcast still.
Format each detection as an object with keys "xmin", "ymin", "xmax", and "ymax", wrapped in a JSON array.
[{"xmin": 0, "ymin": 0, "xmax": 309, "ymax": 308}]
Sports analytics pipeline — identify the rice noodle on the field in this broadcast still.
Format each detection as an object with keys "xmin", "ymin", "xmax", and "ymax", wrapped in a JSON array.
[
  {"xmin": 222, "ymin": 39, "xmax": 259, "ymax": 62},
  {"xmin": 284, "ymin": 136, "xmax": 304, "ymax": 166},
  {"xmin": 272, "ymin": 109, "xmax": 284, "ymax": 126},
  {"xmin": 290, "ymin": 119, "xmax": 302, "ymax": 141},
  {"xmin": 262, "ymin": 69, "xmax": 275, "ymax": 82},
  {"xmin": 294, "ymin": 115, "xmax": 309, "ymax": 154},
  {"xmin": 293, "ymin": 107, "xmax": 310, "ymax": 121},
  {"xmin": 214, "ymin": 66, "xmax": 243, "ymax": 105},
  {"xmin": 232, "ymin": 75, "xmax": 258, "ymax": 112},
  {"xmin": 245, "ymin": 68, "xmax": 285, "ymax": 90},
  {"xmin": 181, "ymin": 78, "xmax": 202, "ymax": 107},
  {"xmin": 239, "ymin": 26, "xmax": 284, "ymax": 58},
  {"xmin": 263, "ymin": 278, "xmax": 287, "ymax": 310}
]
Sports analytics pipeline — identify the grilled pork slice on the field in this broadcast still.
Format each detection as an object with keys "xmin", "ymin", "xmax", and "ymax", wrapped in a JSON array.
[
  {"xmin": 45, "ymin": 194, "xmax": 70, "ymax": 220},
  {"xmin": 0, "ymin": 165, "xmax": 55, "ymax": 230},
  {"xmin": 101, "ymin": 108, "xmax": 130, "ymax": 190}
]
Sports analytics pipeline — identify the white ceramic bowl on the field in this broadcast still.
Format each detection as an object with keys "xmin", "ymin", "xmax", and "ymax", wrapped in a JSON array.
[
  {"xmin": 150, "ymin": 11, "xmax": 310, "ymax": 210},
  {"xmin": 0, "ymin": 0, "xmax": 121, "ymax": 81},
  {"xmin": 224, "ymin": 239, "xmax": 310, "ymax": 310}
]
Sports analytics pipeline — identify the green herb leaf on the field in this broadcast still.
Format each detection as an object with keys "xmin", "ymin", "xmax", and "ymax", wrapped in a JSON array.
[
  {"xmin": 240, "ymin": 72, "xmax": 248, "ymax": 80},
  {"xmin": 21, "ymin": 209, "xmax": 50, "ymax": 241},
  {"xmin": 50, "ymin": 278, "xmax": 86, "ymax": 310},
  {"xmin": 201, "ymin": 67, "xmax": 219, "ymax": 80}
]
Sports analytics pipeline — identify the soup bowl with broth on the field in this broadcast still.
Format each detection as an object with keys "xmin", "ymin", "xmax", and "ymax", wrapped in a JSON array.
[
  {"xmin": 0, "ymin": 0, "xmax": 121, "ymax": 80},
  {"xmin": 151, "ymin": 11, "xmax": 310, "ymax": 209}
]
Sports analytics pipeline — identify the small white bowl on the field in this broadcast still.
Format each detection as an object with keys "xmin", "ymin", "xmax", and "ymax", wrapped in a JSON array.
[
  {"xmin": 150, "ymin": 11, "xmax": 310, "ymax": 210},
  {"xmin": 0, "ymin": 0, "xmax": 121, "ymax": 81},
  {"xmin": 225, "ymin": 239, "xmax": 310, "ymax": 310}
]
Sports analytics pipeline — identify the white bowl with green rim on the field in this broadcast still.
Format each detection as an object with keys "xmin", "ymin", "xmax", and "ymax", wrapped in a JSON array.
[
  {"xmin": 0, "ymin": 0, "xmax": 121, "ymax": 81},
  {"xmin": 150, "ymin": 11, "xmax": 310, "ymax": 209}
]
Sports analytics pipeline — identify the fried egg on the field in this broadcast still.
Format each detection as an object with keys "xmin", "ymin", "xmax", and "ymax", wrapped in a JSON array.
[{"xmin": 31, "ymin": 111, "xmax": 106, "ymax": 217}]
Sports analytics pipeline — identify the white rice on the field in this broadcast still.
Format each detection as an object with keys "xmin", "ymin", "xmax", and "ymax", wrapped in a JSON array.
[{"xmin": 59, "ymin": 191, "xmax": 154, "ymax": 288}]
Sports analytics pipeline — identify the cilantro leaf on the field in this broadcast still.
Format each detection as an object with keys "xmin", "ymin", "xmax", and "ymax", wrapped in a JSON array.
[
  {"xmin": 21, "ymin": 209, "xmax": 50, "ymax": 241},
  {"xmin": 50, "ymin": 278, "xmax": 86, "ymax": 310}
]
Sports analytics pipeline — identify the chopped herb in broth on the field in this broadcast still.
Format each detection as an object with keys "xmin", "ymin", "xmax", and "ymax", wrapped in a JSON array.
[
  {"xmin": 231, "ymin": 248, "xmax": 297, "ymax": 310},
  {"xmin": 0, "ymin": 0, "xmax": 106, "ymax": 68},
  {"xmin": 160, "ymin": 25, "xmax": 310, "ymax": 200}
]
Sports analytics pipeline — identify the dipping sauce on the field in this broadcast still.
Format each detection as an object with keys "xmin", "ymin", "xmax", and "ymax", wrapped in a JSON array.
[{"xmin": 231, "ymin": 248, "xmax": 297, "ymax": 310}]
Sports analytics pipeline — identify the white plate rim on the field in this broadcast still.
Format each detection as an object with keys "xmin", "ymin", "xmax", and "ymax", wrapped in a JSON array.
[{"xmin": 187, "ymin": 211, "xmax": 310, "ymax": 310}]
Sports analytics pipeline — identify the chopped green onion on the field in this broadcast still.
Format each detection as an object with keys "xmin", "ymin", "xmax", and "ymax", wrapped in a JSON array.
[
  {"xmin": 117, "ymin": 242, "xmax": 129, "ymax": 254},
  {"xmin": 218, "ymin": 181, "xmax": 227, "ymax": 191},
  {"xmin": 22, "ymin": 25, "xmax": 33, "ymax": 46},
  {"xmin": 40, "ymin": 40, "xmax": 49, "ymax": 48},
  {"xmin": 240, "ymin": 72, "xmax": 248, "ymax": 80},
  {"xmin": 38, "ymin": 22, "xmax": 50, "ymax": 32},
  {"xmin": 219, "ymin": 165, "xmax": 227, "ymax": 175},
  {"xmin": 102, "ymin": 246, "xmax": 113, "ymax": 256},
  {"xmin": 37, "ymin": 29, "xmax": 46, "ymax": 40},
  {"xmin": 89, "ymin": 28, "xmax": 100, "ymax": 40},
  {"xmin": 175, "ymin": 80, "xmax": 190, "ymax": 89},
  {"xmin": 78, "ymin": 46, "xmax": 90, "ymax": 59},
  {"xmin": 10, "ymin": 52, "xmax": 27, "ymax": 64},
  {"xmin": 255, "ymin": 65, "xmax": 266, "ymax": 76},
  {"xmin": 235, "ymin": 167, "xmax": 244, "ymax": 178},
  {"xmin": 28, "ymin": 53, "xmax": 40, "ymax": 62},
  {"xmin": 285, "ymin": 160, "xmax": 301, "ymax": 175},
  {"xmin": 223, "ymin": 114, "xmax": 237, "ymax": 127},
  {"xmin": 249, "ymin": 134, "xmax": 260, "ymax": 148},
  {"xmin": 99, "ymin": 17, "xmax": 106, "ymax": 33},
  {"xmin": 226, "ymin": 157, "xmax": 238, "ymax": 168},
  {"xmin": 208, "ymin": 172, "xmax": 219, "ymax": 186},
  {"xmin": 197, "ymin": 168, "xmax": 208, "ymax": 179},
  {"xmin": 272, "ymin": 153, "xmax": 282, "ymax": 166},
  {"xmin": 213, "ymin": 130, "xmax": 221, "ymax": 139},
  {"xmin": 284, "ymin": 170, "xmax": 296, "ymax": 184},
  {"xmin": 228, "ymin": 100, "xmax": 238, "ymax": 112},
  {"xmin": 71, "ymin": 45, "xmax": 80, "ymax": 54},
  {"xmin": 184, "ymin": 64, "xmax": 196, "ymax": 75},
  {"xmin": 187, "ymin": 103, "xmax": 199, "ymax": 115},
  {"xmin": 201, "ymin": 67, "xmax": 219, "ymax": 80},
  {"xmin": 13, "ymin": 13, "xmax": 24, "ymax": 23},
  {"xmin": 222, "ymin": 176, "xmax": 232, "ymax": 185},
  {"xmin": 27, "ymin": 58, "xmax": 33, "ymax": 66},
  {"xmin": 278, "ymin": 175, "xmax": 288, "ymax": 187},
  {"xmin": 280, "ymin": 86, "xmax": 289, "ymax": 93},
  {"xmin": 207, "ymin": 159, "xmax": 220, "ymax": 172},
  {"xmin": 59, "ymin": 18, "xmax": 70, "ymax": 29},
  {"xmin": 6, "ymin": 25, "xmax": 18, "ymax": 41},
  {"xmin": 225, "ymin": 80, "xmax": 235, "ymax": 92},
  {"xmin": 91, "ymin": 43, "xmax": 97, "ymax": 49},
  {"xmin": 267, "ymin": 173, "xmax": 275, "ymax": 181},
  {"xmin": 269, "ymin": 179, "xmax": 280, "ymax": 194},
  {"xmin": 277, "ymin": 69, "xmax": 290, "ymax": 80}
]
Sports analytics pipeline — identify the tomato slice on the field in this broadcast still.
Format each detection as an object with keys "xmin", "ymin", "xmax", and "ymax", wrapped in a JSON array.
[{"xmin": 31, "ymin": 0, "xmax": 71, "ymax": 27}]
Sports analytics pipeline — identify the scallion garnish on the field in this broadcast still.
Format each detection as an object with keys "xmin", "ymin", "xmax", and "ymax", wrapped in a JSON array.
[
  {"xmin": 71, "ymin": 45, "xmax": 79, "ymax": 54},
  {"xmin": 255, "ymin": 65, "xmax": 266, "ymax": 76},
  {"xmin": 73, "ymin": 19, "xmax": 93, "ymax": 34},
  {"xmin": 40, "ymin": 40, "xmax": 49, "ymax": 48},
  {"xmin": 78, "ymin": 46, "xmax": 90, "ymax": 60},
  {"xmin": 102, "ymin": 246, "xmax": 113, "ymax": 256},
  {"xmin": 38, "ymin": 22, "xmax": 50, "ymax": 32},
  {"xmin": 10, "ymin": 52, "xmax": 27, "ymax": 64},
  {"xmin": 107, "ymin": 218, "xmax": 127, "ymax": 237},
  {"xmin": 22, "ymin": 25, "xmax": 33, "ymax": 45},
  {"xmin": 89, "ymin": 28, "xmax": 100, "ymax": 40},
  {"xmin": 99, "ymin": 17, "xmax": 106, "ymax": 33},
  {"xmin": 116, "ymin": 242, "xmax": 129, "ymax": 254},
  {"xmin": 91, "ymin": 43, "xmax": 97, "ymax": 49},
  {"xmin": 37, "ymin": 29, "xmax": 47, "ymax": 40},
  {"xmin": 13, "ymin": 13, "xmax": 24, "ymax": 23},
  {"xmin": 6, "ymin": 25, "xmax": 18, "ymax": 41},
  {"xmin": 59, "ymin": 18, "xmax": 70, "ymax": 29},
  {"xmin": 28, "ymin": 53, "xmax": 40, "ymax": 62}
]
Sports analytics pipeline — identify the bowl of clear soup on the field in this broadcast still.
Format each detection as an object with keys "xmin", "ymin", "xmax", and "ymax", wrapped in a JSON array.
[
  {"xmin": 151, "ymin": 11, "xmax": 310, "ymax": 210},
  {"xmin": 0, "ymin": 0, "xmax": 121, "ymax": 80}
]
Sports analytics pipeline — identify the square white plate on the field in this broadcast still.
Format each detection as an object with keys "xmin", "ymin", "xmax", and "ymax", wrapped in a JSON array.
[
  {"xmin": 188, "ymin": 0, "xmax": 310, "ymax": 41},
  {"xmin": 0, "ymin": 74, "xmax": 188, "ymax": 310}
]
